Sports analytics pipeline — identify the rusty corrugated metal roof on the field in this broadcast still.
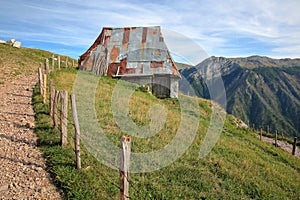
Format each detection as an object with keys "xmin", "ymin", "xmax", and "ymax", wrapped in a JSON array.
[{"xmin": 79, "ymin": 26, "xmax": 181, "ymax": 78}]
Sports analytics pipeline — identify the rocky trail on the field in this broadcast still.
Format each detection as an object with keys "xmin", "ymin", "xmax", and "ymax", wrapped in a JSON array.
[
  {"xmin": 258, "ymin": 135, "xmax": 300, "ymax": 158},
  {"xmin": 0, "ymin": 74, "xmax": 62, "ymax": 199}
]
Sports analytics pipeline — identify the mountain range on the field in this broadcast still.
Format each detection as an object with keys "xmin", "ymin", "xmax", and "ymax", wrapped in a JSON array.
[{"xmin": 179, "ymin": 56, "xmax": 300, "ymax": 137}]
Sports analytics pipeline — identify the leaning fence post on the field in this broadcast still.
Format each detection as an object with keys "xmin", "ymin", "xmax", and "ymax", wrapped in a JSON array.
[
  {"xmin": 53, "ymin": 90, "xmax": 60, "ymax": 128},
  {"xmin": 49, "ymin": 79, "xmax": 55, "ymax": 116},
  {"xmin": 292, "ymin": 137, "xmax": 297, "ymax": 156},
  {"xmin": 38, "ymin": 67, "xmax": 43, "ymax": 95},
  {"xmin": 70, "ymin": 94, "xmax": 81, "ymax": 169},
  {"xmin": 58, "ymin": 55, "xmax": 61, "ymax": 70},
  {"xmin": 120, "ymin": 135, "xmax": 131, "ymax": 200},
  {"xmin": 43, "ymin": 74, "xmax": 47, "ymax": 104},
  {"xmin": 60, "ymin": 91, "xmax": 68, "ymax": 147}
]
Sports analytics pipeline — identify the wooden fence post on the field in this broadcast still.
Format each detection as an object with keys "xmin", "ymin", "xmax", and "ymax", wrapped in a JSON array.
[
  {"xmin": 72, "ymin": 59, "xmax": 74, "ymax": 67},
  {"xmin": 70, "ymin": 94, "xmax": 81, "ymax": 169},
  {"xmin": 43, "ymin": 74, "xmax": 47, "ymax": 104},
  {"xmin": 38, "ymin": 67, "xmax": 43, "ymax": 95},
  {"xmin": 58, "ymin": 55, "xmax": 61, "ymax": 70},
  {"xmin": 66, "ymin": 57, "xmax": 68, "ymax": 68},
  {"xmin": 260, "ymin": 128, "xmax": 262, "ymax": 141},
  {"xmin": 53, "ymin": 90, "xmax": 60, "ymax": 128},
  {"xmin": 60, "ymin": 91, "xmax": 68, "ymax": 147},
  {"xmin": 51, "ymin": 54, "xmax": 55, "ymax": 71},
  {"xmin": 275, "ymin": 130, "xmax": 278, "ymax": 147},
  {"xmin": 120, "ymin": 136, "xmax": 131, "ymax": 200},
  {"xmin": 45, "ymin": 58, "xmax": 49, "ymax": 74},
  {"xmin": 292, "ymin": 137, "xmax": 297, "ymax": 156},
  {"xmin": 49, "ymin": 79, "xmax": 55, "ymax": 117}
]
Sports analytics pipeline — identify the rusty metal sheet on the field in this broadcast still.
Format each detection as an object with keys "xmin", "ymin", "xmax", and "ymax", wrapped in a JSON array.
[
  {"xmin": 79, "ymin": 26, "xmax": 181, "ymax": 78},
  {"xmin": 110, "ymin": 46, "xmax": 120, "ymax": 63}
]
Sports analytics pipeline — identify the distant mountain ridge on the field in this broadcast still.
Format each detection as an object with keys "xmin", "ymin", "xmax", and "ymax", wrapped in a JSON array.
[
  {"xmin": 229, "ymin": 55, "xmax": 300, "ymax": 68},
  {"xmin": 180, "ymin": 56, "xmax": 300, "ymax": 137}
]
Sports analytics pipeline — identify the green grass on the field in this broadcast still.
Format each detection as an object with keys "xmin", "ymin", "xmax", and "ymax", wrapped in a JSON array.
[
  {"xmin": 32, "ymin": 68, "xmax": 300, "ymax": 199},
  {"xmin": 0, "ymin": 44, "xmax": 76, "ymax": 83}
]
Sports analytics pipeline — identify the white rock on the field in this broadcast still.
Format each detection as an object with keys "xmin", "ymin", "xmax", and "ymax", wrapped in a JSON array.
[
  {"xmin": 0, "ymin": 184, "xmax": 9, "ymax": 191},
  {"xmin": 13, "ymin": 41, "xmax": 21, "ymax": 48},
  {"xmin": 7, "ymin": 39, "xmax": 16, "ymax": 45},
  {"xmin": 0, "ymin": 39, "xmax": 6, "ymax": 44}
]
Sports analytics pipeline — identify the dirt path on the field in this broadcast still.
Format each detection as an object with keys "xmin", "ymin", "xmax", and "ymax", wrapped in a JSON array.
[
  {"xmin": 257, "ymin": 135, "xmax": 300, "ymax": 158},
  {"xmin": 0, "ymin": 74, "xmax": 62, "ymax": 199}
]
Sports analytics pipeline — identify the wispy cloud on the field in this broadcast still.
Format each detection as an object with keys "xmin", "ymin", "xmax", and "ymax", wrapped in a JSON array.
[{"xmin": 0, "ymin": 0, "xmax": 299, "ymax": 59}]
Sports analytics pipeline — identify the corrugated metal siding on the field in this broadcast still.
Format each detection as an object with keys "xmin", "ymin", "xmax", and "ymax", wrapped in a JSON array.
[
  {"xmin": 79, "ymin": 26, "xmax": 181, "ymax": 98},
  {"xmin": 79, "ymin": 26, "xmax": 180, "ymax": 78}
]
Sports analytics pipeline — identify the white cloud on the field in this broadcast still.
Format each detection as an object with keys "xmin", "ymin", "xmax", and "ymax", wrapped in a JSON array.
[{"xmin": 0, "ymin": 0, "xmax": 299, "ymax": 58}]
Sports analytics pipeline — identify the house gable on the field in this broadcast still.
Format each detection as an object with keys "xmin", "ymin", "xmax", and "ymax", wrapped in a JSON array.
[{"xmin": 79, "ymin": 26, "xmax": 181, "ymax": 98}]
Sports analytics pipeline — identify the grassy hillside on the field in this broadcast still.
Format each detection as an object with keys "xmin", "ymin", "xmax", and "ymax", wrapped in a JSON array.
[
  {"xmin": 0, "ymin": 43, "xmax": 75, "ymax": 84},
  {"xmin": 35, "ymin": 69, "xmax": 300, "ymax": 199},
  {"xmin": 2, "ymin": 44, "xmax": 300, "ymax": 199}
]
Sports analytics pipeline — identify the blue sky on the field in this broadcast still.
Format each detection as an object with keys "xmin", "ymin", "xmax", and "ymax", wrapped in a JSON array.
[{"xmin": 1, "ymin": 0, "xmax": 300, "ymax": 64}]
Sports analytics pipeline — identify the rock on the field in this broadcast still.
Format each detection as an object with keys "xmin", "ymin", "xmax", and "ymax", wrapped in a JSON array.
[
  {"xmin": 37, "ymin": 187, "xmax": 45, "ymax": 194},
  {"xmin": 0, "ymin": 184, "xmax": 10, "ymax": 191},
  {"xmin": 13, "ymin": 41, "xmax": 21, "ymax": 48},
  {"xmin": 6, "ymin": 39, "xmax": 22, "ymax": 48},
  {"xmin": 7, "ymin": 39, "xmax": 16, "ymax": 45},
  {"xmin": 26, "ymin": 122, "xmax": 35, "ymax": 129},
  {"xmin": 0, "ymin": 39, "xmax": 6, "ymax": 44}
]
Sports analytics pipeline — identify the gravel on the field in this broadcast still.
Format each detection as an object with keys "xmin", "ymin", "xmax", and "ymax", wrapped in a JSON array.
[{"xmin": 0, "ymin": 74, "xmax": 62, "ymax": 199}]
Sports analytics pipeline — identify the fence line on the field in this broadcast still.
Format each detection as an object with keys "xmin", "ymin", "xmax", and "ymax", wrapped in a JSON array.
[{"xmin": 256, "ymin": 126, "xmax": 299, "ymax": 156}]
